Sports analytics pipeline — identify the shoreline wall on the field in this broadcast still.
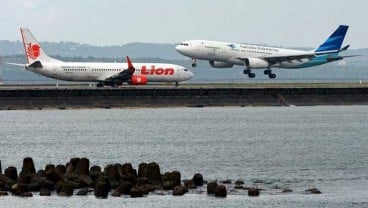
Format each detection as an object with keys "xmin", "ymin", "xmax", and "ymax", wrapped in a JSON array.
[{"xmin": 1, "ymin": 87, "xmax": 368, "ymax": 109}]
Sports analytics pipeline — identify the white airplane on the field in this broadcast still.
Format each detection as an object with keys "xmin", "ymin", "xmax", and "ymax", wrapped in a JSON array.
[
  {"xmin": 176, "ymin": 25, "xmax": 355, "ymax": 79},
  {"xmin": 4, "ymin": 28, "xmax": 193, "ymax": 87}
]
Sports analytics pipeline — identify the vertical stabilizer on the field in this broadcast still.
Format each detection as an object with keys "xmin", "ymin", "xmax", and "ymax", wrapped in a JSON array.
[
  {"xmin": 20, "ymin": 28, "xmax": 61, "ymax": 64},
  {"xmin": 315, "ymin": 25, "xmax": 349, "ymax": 52}
]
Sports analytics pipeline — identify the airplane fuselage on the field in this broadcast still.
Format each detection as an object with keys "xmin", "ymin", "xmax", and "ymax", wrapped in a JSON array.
[
  {"xmin": 176, "ymin": 40, "xmax": 337, "ymax": 69},
  {"xmin": 27, "ymin": 62, "xmax": 193, "ymax": 83}
]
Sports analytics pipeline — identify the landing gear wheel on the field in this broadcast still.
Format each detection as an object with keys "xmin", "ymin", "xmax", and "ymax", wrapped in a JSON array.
[
  {"xmin": 268, "ymin": 73, "xmax": 276, "ymax": 79},
  {"xmin": 192, "ymin": 63, "xmax": 197, "ymax": 67},
  {"xmin": 248, "ymin": 73, "xmax": 256, "ymax": 78},
  {"xmin": 264, "ymin": 69, "xmax": 271, "ymax": 75},
  {"xmin": 191, "ymin": 58, "xmax": 197, "ymax": 67},
  {"xmin": 243, "ymin": 69, "xmax": 251, "ymax": 74}
]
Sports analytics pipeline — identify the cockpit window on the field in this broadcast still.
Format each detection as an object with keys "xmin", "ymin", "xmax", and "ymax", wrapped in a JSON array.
[
  {"xmin": 183, "ymin": 68, "xmax": 188, "ymax": 72},
  {"xmin": 180, "ymin": 43, "xmax": 189, "ymax": 46}
]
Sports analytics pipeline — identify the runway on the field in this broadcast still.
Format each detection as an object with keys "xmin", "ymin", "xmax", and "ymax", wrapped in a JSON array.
[{"xmin": 1, "ymin": 82, "xmax": 368, "ymax": 109}]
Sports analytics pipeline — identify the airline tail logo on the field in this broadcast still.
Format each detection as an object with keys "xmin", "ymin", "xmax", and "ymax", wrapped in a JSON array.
[{"xmin": 26, "ymin": 43, "xmax": 41, "ymax": 60}]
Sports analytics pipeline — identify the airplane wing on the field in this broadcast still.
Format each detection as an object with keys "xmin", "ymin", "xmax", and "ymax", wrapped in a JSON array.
[
  {"xmin": 236, "ymin": 44, "xmax": 352, "ymax": 65},
  {"xmin": 103, "ymin": 56, "xmax": 135, "ymax": 82}
]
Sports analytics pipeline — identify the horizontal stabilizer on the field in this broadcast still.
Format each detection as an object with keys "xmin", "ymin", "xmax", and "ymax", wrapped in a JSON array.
[{"xmin": 2, "ymin": 62, "xmax": 25, "ymax": 67}]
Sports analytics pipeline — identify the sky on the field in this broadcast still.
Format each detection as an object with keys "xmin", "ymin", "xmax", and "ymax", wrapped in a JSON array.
[{"xmin": 0, "ymin": 0, "xmax": 367, "ymax": 48}]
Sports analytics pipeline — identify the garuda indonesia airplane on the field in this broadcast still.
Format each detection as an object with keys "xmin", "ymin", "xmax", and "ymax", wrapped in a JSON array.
[{"xmin": 176, "ymin": 25, "xmax": 356, "ymax": 79}]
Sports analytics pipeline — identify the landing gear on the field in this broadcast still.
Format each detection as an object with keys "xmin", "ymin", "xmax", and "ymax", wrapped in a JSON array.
[
  {"xmin": 191, "ymin": 58, "xmax": 197, "ymax": 67},
  {"xmin": 268, "ymin": 73, "xmax": 276, "ymax": 79},
  {"xmin": 243, "ymin": 69, "xmax": 256, "ymax": 78},
  {"xmin": 175, "ymin": 82, "xmax": 179, "ymax": 87},
  {"xmin": 264, "ymin": 69, "xmax": 276, "ymax": 79}
]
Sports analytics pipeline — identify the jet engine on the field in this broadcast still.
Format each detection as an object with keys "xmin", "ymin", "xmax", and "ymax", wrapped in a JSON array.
[
  {"xmin": 129, "ymin": 75, "xmax": 148, "ymax": 85},
  {"xmin": 245, "ymin": 58, "xmax": 269, "ymax": 69},
  {"xmin": 209, "ymin": 60, "xmax": 234, "ymax": 68}
]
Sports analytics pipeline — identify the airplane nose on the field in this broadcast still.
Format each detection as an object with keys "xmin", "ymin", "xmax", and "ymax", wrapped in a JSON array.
[
  {"xmin": 187, "ymin": 71, "xmax": 194, "ymax": 79},
  {"xmin": 175, "ymin": 45, "xmax": 182, "ymax": 52}
]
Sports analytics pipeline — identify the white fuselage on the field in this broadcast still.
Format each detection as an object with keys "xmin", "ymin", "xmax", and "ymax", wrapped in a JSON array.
[
  {"xmin": 176, "ymin": 40, "xmax": 329, "ymax": 69},
  {"xmin": 27, "ymin": 62, "xmax": 193, "ymax": 82}
]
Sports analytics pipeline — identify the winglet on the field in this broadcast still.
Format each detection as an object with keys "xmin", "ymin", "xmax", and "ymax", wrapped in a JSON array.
[{"xmin": 126, "ymin": 56, "xmax": 135, "ymax": 72}]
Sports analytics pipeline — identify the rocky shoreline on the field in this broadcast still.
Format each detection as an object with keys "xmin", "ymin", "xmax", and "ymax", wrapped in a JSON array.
[
  {"xmin": 0, "ymin": 158, "xmax": 321, "ymax": 198},
  {"xmin": 1, "ymin": 87, "xmax": 368, "ymax": 110}
]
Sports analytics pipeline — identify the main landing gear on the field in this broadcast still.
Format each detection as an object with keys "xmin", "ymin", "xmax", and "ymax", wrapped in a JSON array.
[
  {"xmin": 243, "ymin": 69, "xmax": 256, "ymax": 78},
  {"xmin": 191, "ymin": 58, "xmax": 197, "ymax": 67},
  {"xmin": 264, "ymin": 69, "xmax": 276, "ymax": 79}
]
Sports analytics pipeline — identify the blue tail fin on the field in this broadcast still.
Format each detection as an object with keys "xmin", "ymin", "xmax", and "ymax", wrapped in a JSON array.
[{"xmin": 315, "ymin": 25, "xmax": 349, "ymax": 52}]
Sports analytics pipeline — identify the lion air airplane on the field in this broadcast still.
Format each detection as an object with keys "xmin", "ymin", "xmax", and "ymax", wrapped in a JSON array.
[
  {"xmin": 176, "ymin": 25, "xmax": 355, "ymax": 79},
  {"xmin": 5, "ymin": 28, "xmax": 193, "ymax": 87}
]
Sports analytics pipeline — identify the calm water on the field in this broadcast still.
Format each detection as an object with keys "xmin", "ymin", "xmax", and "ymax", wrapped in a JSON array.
[{"xmin": 0, "ymin": 106, "xmax": 367, "ymax": 207}]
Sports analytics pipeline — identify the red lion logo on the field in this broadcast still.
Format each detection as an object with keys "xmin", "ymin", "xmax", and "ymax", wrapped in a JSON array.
[{"xmin": 26, "ymin": 43, "xmax": 41, "ymax": 60}]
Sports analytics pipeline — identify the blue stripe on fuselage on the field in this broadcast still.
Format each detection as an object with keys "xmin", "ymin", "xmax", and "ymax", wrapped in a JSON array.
[{"xmin": 287, "ymin": 53, "xmax": 340, "ymax": 69}]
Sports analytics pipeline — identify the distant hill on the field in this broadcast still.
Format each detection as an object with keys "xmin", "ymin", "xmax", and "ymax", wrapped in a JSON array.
[
  {"xmin": 0, "ymin": 40, "xmax": 182, "ymax": 59},
  {"xmin": 0, "ymin": 40, "xmax": 367, "ymax": 83}
]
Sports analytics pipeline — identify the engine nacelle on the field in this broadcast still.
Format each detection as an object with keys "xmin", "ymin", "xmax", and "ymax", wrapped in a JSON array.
[
  {"xmin": 209, "ymin": 60, "xmax": 233, "ymax": 68},
  {"xmin": 245, "ymin": 58, "xmax": 269, "ymax": 69},
  {"xmin": 129, "ymin": 75, "xmax": 148, "ymax": 85}
]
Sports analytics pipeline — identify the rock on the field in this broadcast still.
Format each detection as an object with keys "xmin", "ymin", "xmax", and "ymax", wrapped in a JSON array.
[
  {"xmin": 111, "ymin": 190, "xmax": 121, "ymax": 197},
  {"xmin": 41, "ymin": 179, "xmax": 55, "ymax": 191},
  {"xmin": 76, "ymin": 188, "xmax": 89, "ymax": 196},
  {"xmin": 18, "ymin": 174, "xmax": 32, "ymax": 184},
  {"xmin": 141, "ymin": 184, "xmax": 158, "ymax": 193},
  {"xmin": 184, "ymin": 180, "xmax": 197, "ymax": 189},
  {"xmin": 136, "ymin": 177, "xmax": 149, "ymax": 186},
  {"xmin": 221, "ymin": 179, "xmax": 232, "ymax": 184},
  {"xmin": 66, "ymin": 158, "xmax": 80, "ymax": 174},
  {"xmin": 122, "ymin": 163, "xmax": 136, "ymax": 176},
  {"xmin": 46, "ymin": 168, "xmax": 63, "ymax": 183},
  {"xmin": 146, "ymin": 163, "xmax": 161, "ymax": 185},
  {"xmin": 78, "ymin": 174, "xmax": 94, "ymax": 187},
  {"xmin": 305, "ymin": 188, "xmax": 321, "ymax": 194},
  {"xmin": 235, "ymin": 180, "xmax": 244, "ymax": 185},
  {"xmin": 138, "ymin": 163, "xmax": 148, "ymax": 178},
  {"xmin": 172, "ymin": 185, "xmax": 186, "ymax": 196},
  {"xmin": 36, "ymin": 170, "xmax": 46, "ymax": 177},
  {"xmin": 11, "ymin": 183, "xmax": 28, "ymax": 195},
  {"xmin": 0, "ymin": 160, "xmax": 2, "ymax": 175},
  {"xmin": 55, "ymin": 165, "xmax": 66, "ymax": 176},
  {"xmin": 235, "ymin": 185, "xmax": 245, "ymax": 190},
  {"xmin": 130, "ymin": 186, "xmax": 144, "ymax": 198},
  {"xmin": 75, "ymin": 158, "xmax": 89, "ymax": 176},
  {"xmin": 89, "ymin": 166, "xmax": 101, "ymax": 182},
  {"xmin": 105, "ymin": 165, "xmax": 120, "ymax": 188},
  {"xmin": 192, "ymin": 173, "xmax": 204, "ymax": 186},
  {"xmin": 163, "ymin": 180, "xmax": 175, "ymax": 190},
  {"xmin": 4, "ymin": 166, "xmax": 18, "ymax": 181},
  {"xmin": 115, "ymin": 181, "xmax": 133, "ymax": 195},
  {"xmin": 94, "ymin": 182, "xmax": 108, "ymax": 198},
  {"xmin": 96, "ymin": 176, "xmax": 111, "ymax": 191},
  {"xmin": 21, "ymin": 192, "xmax": 33, "ymax": 197},
  {"xmin": 0, "ymin": 174, "xmax": 15, "ymax": 190},
  {"xmin": 248, "ymin": 187, "xmax": 260, "ymax": 196},
  {"xmin": 214, "ymin": 185, "xmax": 227, "ymax": 197},
  {"xmin": 40, "ymin": 188, "xmax": 51, "ymax": 196},
  {"xmin": 20, "ymin": 157, "xmax": 36, "ymax": 176},
  {"xmin": 122, "ymin": 174, "xmax": 137, "ymax": 185},
  {"xmin": 0, "ymin": 191, "xmax": 8, "ymax": 196},
  {"xmin": 282, "ymin": 188, "xmax": 293, "ymax": 193},
  {"xmin": 162, "ymin": 171, "xmax": 181, "ymax": 187},
  {"xmin": 171, "ymin": 171, "xmax": 181, "ymax": 186},
  {"xmin": 45, "ymin": 164, "xmax": 55, "ymax": 173},
  {"xmin": 56, "ymin": 181, "xmax": 74, "ymax": 196},
  {"xmin": 0, "ymin": 180, "xmax": 4, "ymax": 190}
]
